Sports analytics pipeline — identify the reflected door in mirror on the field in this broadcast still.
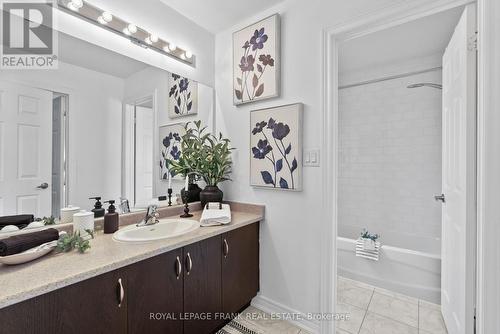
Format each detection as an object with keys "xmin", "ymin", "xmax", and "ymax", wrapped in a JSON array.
[{"xmin": 0, "ymin": 81, "xmax": 53, "ymax": 217}]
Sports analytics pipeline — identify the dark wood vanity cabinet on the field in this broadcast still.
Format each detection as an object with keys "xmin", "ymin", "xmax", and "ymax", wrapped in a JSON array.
[
  {"xmin": 183, "ymin": 235, "xmax": 223, "ymax": 334},
  {"xmin": 222, "ymin": 223, "xmax": 260, "ymax": 314},
  {"xmin": 0, "ymin": 268, "xmax": 128, "ymax": 334},
  {"xmin": 0, "ymin": 222, "xmax": 259, "ymax": 334},
  {"xmin": 126, "ymin": 248, "xmax": 183, "ymax": 334}
]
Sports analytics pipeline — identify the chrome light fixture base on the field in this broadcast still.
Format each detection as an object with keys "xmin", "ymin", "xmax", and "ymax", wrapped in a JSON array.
[{"xmin": 57, "ymin": 0, "xmax": 195, "ymax": 66}]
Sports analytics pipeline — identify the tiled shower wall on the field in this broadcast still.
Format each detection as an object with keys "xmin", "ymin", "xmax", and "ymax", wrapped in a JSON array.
[{"xmin": 338, "ymin": 70, "xmax": 442, "ymax": 252}]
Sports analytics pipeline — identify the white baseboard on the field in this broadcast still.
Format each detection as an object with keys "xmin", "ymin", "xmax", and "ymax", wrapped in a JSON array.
[{"xmin": 251, "ymin": 294, "xmax": 321, "ymax": 333}]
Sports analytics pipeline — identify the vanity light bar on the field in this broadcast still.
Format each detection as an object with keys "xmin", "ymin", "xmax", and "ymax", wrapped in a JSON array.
[{"xmin": 57, "ymin": 0, "xmax": 195, "ymax": 66}]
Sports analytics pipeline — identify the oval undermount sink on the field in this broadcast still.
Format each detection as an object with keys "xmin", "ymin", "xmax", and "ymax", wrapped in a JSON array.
[{"xmin": 113, "ymin": 219, "xmax": 200, "ymax": 243}]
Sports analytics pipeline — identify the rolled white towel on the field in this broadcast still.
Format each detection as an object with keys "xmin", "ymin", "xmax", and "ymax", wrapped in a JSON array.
[{"xmin": 200, "ymin": 203, "xmax": 231, "ymax": 226}]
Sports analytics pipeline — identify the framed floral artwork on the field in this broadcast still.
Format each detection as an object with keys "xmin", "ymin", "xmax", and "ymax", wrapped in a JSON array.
[
  {"xmin": 250, "ymin": 103, "xmax": 303, "ymax": 190},
  {"xmin": 159, "ymin": 123, "xmax": 185, "ymax": 180},
  {"xmin": 169, "ymin": 73, "xmax": 198, "ymax": 118},
  {"xmin": 233, "ymin": 14, "xmax": 280, "ymax": 106}
]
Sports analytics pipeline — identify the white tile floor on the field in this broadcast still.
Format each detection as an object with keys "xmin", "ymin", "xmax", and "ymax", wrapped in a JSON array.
[
  {"xmin": 233, "ymin": 276, "xmax": 447, "ymax": 334},
  {"xmin": 336, "ymin": 276, "xmax": 448, "ymax": 334}
]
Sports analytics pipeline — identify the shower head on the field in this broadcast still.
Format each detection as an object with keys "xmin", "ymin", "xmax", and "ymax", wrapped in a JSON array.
[{"xmin": 407, "ymin": 83, "xmax": 442, "ymax": 90}]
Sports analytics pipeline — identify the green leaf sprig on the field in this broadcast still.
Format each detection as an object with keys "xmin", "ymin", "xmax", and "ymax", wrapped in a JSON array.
[
  {"xmin": 56, "ymin": 229, "xmax": 94, "ymax": 254},
  {"xmin": 360, "ymin": 229, "xmax": 380, "ymax": 241},
  {"xmin": 168, "ymin": 120, "xmax": 234, "ymax": 187},
  {"xmin": 35, "ymin": 216, "xmax": 56, "ymax": 225}
]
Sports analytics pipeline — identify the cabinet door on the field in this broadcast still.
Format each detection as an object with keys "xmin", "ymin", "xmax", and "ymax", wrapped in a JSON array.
[
  {"xmin": 222, "ymin": 223, "xmax": 260, "ymax": 314},
  {"xmin": 183, "ymin": 235, "xmax": 223, "ymax": 334},
  {"xmin": 0, "ymin": 269, "xmax": 127, "ymax": 334},
  {"xmin": 127, "ymin": 250, "xmax": 183, "ymax": 334}
]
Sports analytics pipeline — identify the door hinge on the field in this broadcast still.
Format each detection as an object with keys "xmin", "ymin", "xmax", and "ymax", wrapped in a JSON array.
[{"xmin": 468, "ymin": 32, "xmax": 478, "ymax": 51}]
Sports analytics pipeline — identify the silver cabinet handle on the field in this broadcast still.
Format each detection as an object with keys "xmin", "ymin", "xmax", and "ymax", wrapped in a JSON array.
[
  {"xmin": 434, "ymin": 194, "xmax": 446, "ymax": 203},
  {"xmin": 223, "ymin": 239, "xmax": 229, "ymax": 258},
  {"xmin": 186, "ymin": 252, "xmax": 192, "ymax": 275},
  {"xmin": 117, "ymin": 278, "xmax": 124, "ymax": 308},
  {"xmin": 175, "ymin": 256, "xmax": 182, "ymax": 280},
  {"xmin": 36, "ymin": 182, "xmax": 49, "ymax": 189}
]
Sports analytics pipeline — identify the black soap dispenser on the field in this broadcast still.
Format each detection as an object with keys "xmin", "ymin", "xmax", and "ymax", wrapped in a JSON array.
[
  {"xmin": 89, "ymin": 197, "xmax": 105, "ymax": 218},
  {"xmin": 104, "ymin": 200, "xmax": 119, "ymax": 234}
]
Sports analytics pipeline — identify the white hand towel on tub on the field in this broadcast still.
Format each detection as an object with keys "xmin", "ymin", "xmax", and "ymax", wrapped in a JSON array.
[{"xmin": 200, "ymin": 203, "xmax": 231, "ymax": 226}]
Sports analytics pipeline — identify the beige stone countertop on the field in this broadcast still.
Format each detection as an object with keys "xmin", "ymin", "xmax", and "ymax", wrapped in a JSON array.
[{"xmin": 0, "ymin": 202, "xmax": 264, "ymax": 309}]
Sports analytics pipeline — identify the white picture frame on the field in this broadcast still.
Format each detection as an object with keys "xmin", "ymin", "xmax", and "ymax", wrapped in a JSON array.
[
  {"xmin": 233, "ymin": 14, "xmax": 281, "ymax": 106},
  {"xmin": 159, "ymin": 122, "xmax": 185, "ymax": 180},
  {"xmin": 250, "ymin": 103, "xmax": 303, "ymax": 191},
  {"xmin": 168, "ymin": 73, "xmax": 198, "ymax": 118}
]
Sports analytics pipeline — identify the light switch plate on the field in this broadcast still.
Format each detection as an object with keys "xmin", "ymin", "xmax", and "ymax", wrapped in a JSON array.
[{"xmin": 303, "ymin": 149, "xmax": 320, "ymax": 167}]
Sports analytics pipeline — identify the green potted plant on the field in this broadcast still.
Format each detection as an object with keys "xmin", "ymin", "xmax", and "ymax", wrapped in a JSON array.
[
  {"xmin": 168, "ymin": 121, "xmax": 233, "ymax": 206},
  {"xmin": 167, "ymin": 121, "xmax": 207, "ymax": 203},
  {"xmin": 360, "ymin": 229, "xmax": 380, "ymax": 251},
  {"xmin": 198, "ymin": 128, "xmax": 234, "ymax": 207}
]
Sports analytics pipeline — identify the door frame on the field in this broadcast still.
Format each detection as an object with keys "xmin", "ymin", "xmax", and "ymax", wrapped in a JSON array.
[
  {"xmin": 52, "ymin": 92, "xmax": 70, "ymax": 213},
  {"xmin": 319, "ymin": 0, "xmax": 479, "ymax": 333}
]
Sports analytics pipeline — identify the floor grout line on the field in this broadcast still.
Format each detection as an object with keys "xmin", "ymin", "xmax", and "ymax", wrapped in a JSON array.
[
  {"xmin": 364, "ymin": 308, "xmax": 420, "ymax": 330},
  {"xmin": 357, "ymin": 288, "xmax": 375, "ymax": 334},
  {"xmin": 417, "ymin": 298, "xmax": 420, "ymax": 330}
]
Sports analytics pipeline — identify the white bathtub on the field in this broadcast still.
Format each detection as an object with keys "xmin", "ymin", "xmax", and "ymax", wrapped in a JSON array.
[{"xmin": 337, "ymin": 237, "xmax": 441, "ymax": 303}]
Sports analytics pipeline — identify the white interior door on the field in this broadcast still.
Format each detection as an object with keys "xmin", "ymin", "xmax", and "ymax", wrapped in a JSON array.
[
  {"xmin": 441, "ymin": 4, "xmax": 477, "ymax": 334},
  {"xmin": 134, "ymin": 105, "xmax": 154, "ymax": 206},
  {"xmin": 0, "ymin": 81, "xmax": 53, "ymax": 217}
]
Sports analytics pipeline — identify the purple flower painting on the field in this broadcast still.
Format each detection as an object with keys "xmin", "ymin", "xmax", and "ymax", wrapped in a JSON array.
[
  {"xmin": 250, "ymin": 104, "xmax": 303, "ymax": 191},
  {"xmin": 169, "ymin": 73, "xmax": 198, "ymax": 118},
  {"xmin": 233, "ymin": 14, "xmax": 280, "ymax": 105},
  {"xmin": 159, "ymin": 123, "xmax": 185, "ymax": 180}
]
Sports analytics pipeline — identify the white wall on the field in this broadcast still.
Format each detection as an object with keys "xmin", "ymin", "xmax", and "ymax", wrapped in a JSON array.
[
  {"xmin": 0, "ymin": 61, "xmax": 124, "ymax": 211},
  {"xmin": 214, "ymin": 0, "xmax": 441, "ymax": 323},
  {"xmin": 56, "ymin": 0, "xmax": 215, "ymax": 86},
  {"xmin": 338, "ymin": 61, "xmax": 442, "ymax": 254}
]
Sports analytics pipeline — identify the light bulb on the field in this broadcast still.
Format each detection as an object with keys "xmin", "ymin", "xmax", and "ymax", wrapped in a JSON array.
[
  {"xmin": 180, "ymin": 53, "xmax": 186, "ymax": 60},
  {"xmin": 102, "ymin": 11, "xmax": 113, "ymax": 23},
  {"xmin": 67, "ymin": 2, "xmax": 79, "ymax": 11},
  {"xmin": 185, "ymin": 50, "xmax": 192, "ymax": 59},
  {"xmin": 163, "ymin": 45, "xmax": 169, "ymax": 52},
  {"xmin": 97, "ymin": 16, "xmax": 107, "ymax": 25},
  {"xmin": 145, "ymin": 37, "xmax": 152, "ymax": 45},
  {"xmin": 70, "ymin": 0, "xmax": 83, "ymax": 9},
  {"xmin": 123, "ymin": 27, "xmax": 131, "ymax": 35},
  {"xmin": 127, "ymin": 23, "xmax": 137, "ymax": 34},
  {"xmin": 168, "ymin": 43, "xmax": 177, "ymax": 52},
  {"xmin": 150, "ymin": 34, "xmax": 158, "ymax": 43}
]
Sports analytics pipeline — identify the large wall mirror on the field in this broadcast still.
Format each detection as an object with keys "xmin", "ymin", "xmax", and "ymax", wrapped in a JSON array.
[{"xmin": 0, "ymin": 31, "xmax": 214, "ymax": 232}]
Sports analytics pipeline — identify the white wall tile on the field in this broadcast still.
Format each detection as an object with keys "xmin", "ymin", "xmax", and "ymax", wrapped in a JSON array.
[{"xmin": 338, "ymin": 70, "xmax": 442, "ymax": 250}]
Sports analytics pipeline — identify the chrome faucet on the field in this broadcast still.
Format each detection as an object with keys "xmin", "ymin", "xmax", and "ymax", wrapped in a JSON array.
[
  {"xmin": 120, "ymin": 197, "xmax": 130, "ymax": 214},
  {"xmin": 136, "ymin": 204, "xmax": 160, "ymax": 227}
]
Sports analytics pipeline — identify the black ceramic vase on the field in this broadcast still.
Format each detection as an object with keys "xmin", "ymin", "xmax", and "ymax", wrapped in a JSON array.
[
  {"xmin": 200, "ymin": 186, "xmax": 223, "ymax": 207},
  {"xmin": 181, "ymin": 183, "xmax": 201, "ymax": 203}
]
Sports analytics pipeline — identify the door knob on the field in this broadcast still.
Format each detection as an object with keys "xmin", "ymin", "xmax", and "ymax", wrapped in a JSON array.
[
  {"xmin": 37, "ymin": 182, "xmax": 49, "ymax": 189},
  {"xmin": 434, "ymin": 194, "xmax": 446, "ymax": 203}
]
